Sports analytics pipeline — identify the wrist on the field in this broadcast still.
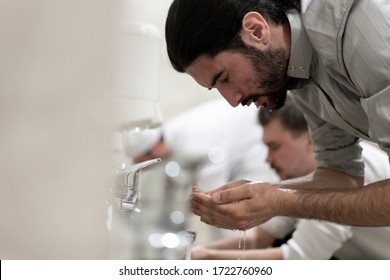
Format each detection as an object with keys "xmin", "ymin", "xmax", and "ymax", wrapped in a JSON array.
[{"xmin": 269, "ymin": 185, "xmax": 297, "ymax": 217}]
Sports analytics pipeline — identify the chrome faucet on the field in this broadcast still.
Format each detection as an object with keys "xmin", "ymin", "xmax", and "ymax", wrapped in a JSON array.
[{"xmin": 112, "ymin": 158, "xmax": 161, "ymax": 213}]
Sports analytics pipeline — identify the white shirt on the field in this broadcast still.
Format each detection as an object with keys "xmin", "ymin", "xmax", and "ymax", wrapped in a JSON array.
[
  {"xmin": 163, "ymin": 99, "xmax": 279, "ymax": 191},
  {"xmin": 261, "ymin": 141, "xmax": 390, "ymax": 259}
]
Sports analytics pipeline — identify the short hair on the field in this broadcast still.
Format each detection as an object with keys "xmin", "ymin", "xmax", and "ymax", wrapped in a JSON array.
[
  {"xmin": 165, "ymin": 0, "xmax": 300, "ymax": 72},
  {"xmin": 258, "ymin": 96, "xmax": 308, "ymax": 136}
]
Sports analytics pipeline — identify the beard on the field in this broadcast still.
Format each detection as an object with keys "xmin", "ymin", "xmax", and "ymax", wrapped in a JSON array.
[{"xmin": 230, "ymin": 41, "xmax": 290, "ymax": 111}]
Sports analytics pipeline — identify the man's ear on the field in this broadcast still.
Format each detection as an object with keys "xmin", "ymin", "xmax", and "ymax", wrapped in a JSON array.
[{"xmin": 240, "ymin": 12, "xmax": 271, "ymax": 48}]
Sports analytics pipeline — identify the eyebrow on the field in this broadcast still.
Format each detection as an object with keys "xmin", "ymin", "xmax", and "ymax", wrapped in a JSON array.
[{"xmin": 208, "ymin": 71, "xmax": 223, "ymax": 90}]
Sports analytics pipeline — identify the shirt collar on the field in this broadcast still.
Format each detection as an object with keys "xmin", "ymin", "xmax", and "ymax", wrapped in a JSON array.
[{"xmin": 286, "ymin": 9, "xmax": 313, "ymax": 79}]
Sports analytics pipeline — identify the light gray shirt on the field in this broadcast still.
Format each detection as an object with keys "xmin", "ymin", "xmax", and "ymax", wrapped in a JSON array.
[{"xmin": 288, "ymin": 0, "xmax": 390, "ymax": 177}]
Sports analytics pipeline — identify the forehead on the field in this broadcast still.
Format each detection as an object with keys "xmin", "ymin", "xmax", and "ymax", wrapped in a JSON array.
[
  {"xmin": 185, "ymin": 51, "xmax": 249, "ymax": 88},
  {"xmin": 263, "ymin": 119, "xmax": 291, "ymax": 141}
]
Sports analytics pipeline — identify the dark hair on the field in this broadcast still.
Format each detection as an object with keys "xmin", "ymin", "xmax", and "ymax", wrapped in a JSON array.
[
  {"xmin": 165, "ymin": 0, "xmax": 300, "ymax": 72},
  {"xmin": 258, "ymin": 95, "xmax": 308, "ymax": 136}
]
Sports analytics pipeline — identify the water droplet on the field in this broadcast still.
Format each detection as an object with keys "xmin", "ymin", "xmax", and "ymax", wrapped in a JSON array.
[{"xmin": 237, "ymin": 230, "xmax": 246, "ymax": 260}]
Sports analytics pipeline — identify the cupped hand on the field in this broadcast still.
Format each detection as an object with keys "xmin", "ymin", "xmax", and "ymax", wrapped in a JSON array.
[{"xmin": 191, "ymin": 180, "xmax": 277, "ymax": 230}]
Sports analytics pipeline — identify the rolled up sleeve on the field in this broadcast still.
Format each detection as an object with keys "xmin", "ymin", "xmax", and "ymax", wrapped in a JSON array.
[{"xmin": 281, "ymin": 220, "xmax": 353, "ymax": 260}]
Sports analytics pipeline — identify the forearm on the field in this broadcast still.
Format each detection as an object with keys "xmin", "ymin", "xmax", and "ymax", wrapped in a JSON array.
[
  {"xmin": 192, "ymin": 227, "xmax": 277, "ymax": 260},
  {"xmin": 190, "ymin": 171, "xmax": 387, "ymax": 230},
  {"xmin": 201, "ymin": 234, "xmax": 245, "ymax": 250},
  {"xmin": 273, "ymin": 178, "xmax": 390, "ymax": 226},
  {"xmin": 278, "ymin": 168, "xmax": 364, "ymax": 190},
  {"xmin": 195, "ymin": 247, "xmax": 283, "ymax": 260},
  {"xmin": 202, "ymin": 228, "xmax": 260, "ymax": 250}
]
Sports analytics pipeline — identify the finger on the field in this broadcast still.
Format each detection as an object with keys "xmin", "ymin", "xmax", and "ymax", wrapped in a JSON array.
[
  {"xmin": 200, "ymin": 202, "xmax": 244, "ymax": 229},
  {"xmin": 192, "ymin": 189, "xmax": 254, "ymax": 230},
  {"xmin": 191, "ymin": 191, "xmax": 211, "ymax": 203},
  {"xmin": 218, "ymin": 201, "xmax": 251, "ymax": 227},
  {"xmin": 211, "ymin": 184, "xmax": 253, "ymax": 204},
  {"xmin": 199, "ymin": 213, "xmax": 235, "ymax": 229},
  {"xmin": 191, "ymin": 196, "xmax": 215, "ymax": 217},
  {"xmin": 206, "ymin": 179, "xmax": 251, "ymax": 196},
  {"xmin": 190, "ymin": 192, "xmax": 211, "ymax": 216},
  {"xmin": 191, "ymin": 196, "xmax": 233, "ymax": 228}
]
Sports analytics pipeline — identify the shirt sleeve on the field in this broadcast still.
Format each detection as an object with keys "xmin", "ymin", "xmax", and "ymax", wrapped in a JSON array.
[
  {"xmin": 281, "ymin": 220, "xmax": 353, "ymax": 260},
  {"xmin": 359, "ymin": 90, "xmax": 390, "ymax": 160},
  {"xmin": 343, "ymin": 0, "xmax": 390, "ymax": 159},
  {"xmin": 259, "ymin": 216, "xmax": 297, "ymax": 239},
  {"xmin": 292, "ymin": 93, "xmax": 365, "ymax": 177}
]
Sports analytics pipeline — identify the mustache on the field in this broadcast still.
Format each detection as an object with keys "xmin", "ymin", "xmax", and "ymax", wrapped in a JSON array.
[{"xmin": 239, "ymin": 93, "xmax": 270, "ymax": 106}]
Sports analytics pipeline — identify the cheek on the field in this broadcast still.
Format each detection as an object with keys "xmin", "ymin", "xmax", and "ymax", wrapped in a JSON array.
[
  {"xmin": 232, "ymin": 66, "xmax": 258, "ymax": 90},
  {"xmin": 276, "ymin": 146, "xmax": 297, "ymax": 165},
  {"xmin": 241, "ymin": 71, "xmax": 260, "ymax": 90},
  {"xmin": 286, "ymin": 144, "xmax": 307, "ymax": 166},
  {"xmin": 246, "ymin": 77, "xmax": 260, "ymax": 91},
  {"xmin": 272, "ymin": 150, "xmax": 288, "ymax": 165}
]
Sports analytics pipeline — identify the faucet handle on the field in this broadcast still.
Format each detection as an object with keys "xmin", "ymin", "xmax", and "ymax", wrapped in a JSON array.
[
  {"xmin": 124, "ymin": 158, "xmax": 161, "ymax": 187},
  {"xmin": 113, "ymin": 158, "xmax": 161, "ymax": 214}
]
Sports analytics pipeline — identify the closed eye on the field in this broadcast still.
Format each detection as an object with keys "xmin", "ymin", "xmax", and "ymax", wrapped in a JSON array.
[
  {"xmin": 208, "ymin": 73, "xmax": 228, "ymax": 90},
  {"xmin": 221, "ymin": 76, "xmax": 229, "ymax": 83},
  {"xmin": 267, "ymin": 143, "xmax": 280, "ymax": 152}
]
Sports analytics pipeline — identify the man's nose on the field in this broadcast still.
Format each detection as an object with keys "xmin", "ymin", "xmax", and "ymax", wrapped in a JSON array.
[
  {"xmin": 265, "ymin": 152, "xmax": 273, "ymax": 164},
  {"xmin": 216, "ymin": 85, "xmax": 241, "ymax": 107}
]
